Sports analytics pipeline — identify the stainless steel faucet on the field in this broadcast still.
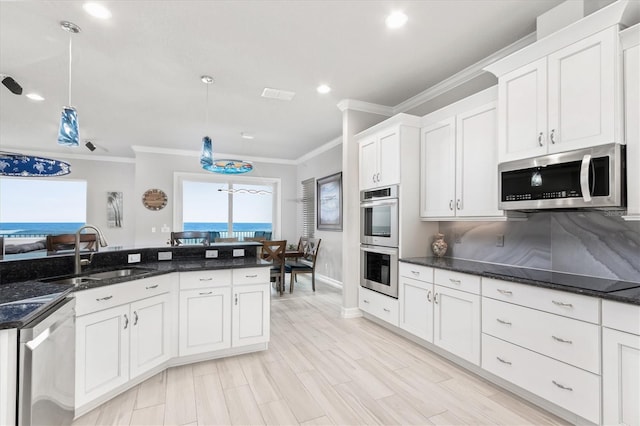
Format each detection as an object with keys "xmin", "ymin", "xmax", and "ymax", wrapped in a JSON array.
[{"xmin": 74, "ymin": 224, "xmax": 109, "ymax": 274}]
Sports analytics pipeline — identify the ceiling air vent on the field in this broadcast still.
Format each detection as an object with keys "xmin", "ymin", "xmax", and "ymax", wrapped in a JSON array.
[{"xmin": 261, "ymin": 87, "xmax": 296, "ymax": 101}]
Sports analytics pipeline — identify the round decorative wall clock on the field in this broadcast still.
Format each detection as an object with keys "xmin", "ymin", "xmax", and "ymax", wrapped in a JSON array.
[{"xmin": 142, "ymin": 188, "xmax": 168, "ymax": 211}]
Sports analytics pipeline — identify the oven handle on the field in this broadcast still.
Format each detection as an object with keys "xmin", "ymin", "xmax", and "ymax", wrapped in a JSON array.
[
  {"xmin": 360, "ymin": 200, "xmax": 398, "ymax": 208},
  {"xmin": 360, "ymin": 245, "xmax": 398, "ymax": 256},
  {"xmin": 580, "ymin": 154, "xmax": 592, "ymax": 203}
]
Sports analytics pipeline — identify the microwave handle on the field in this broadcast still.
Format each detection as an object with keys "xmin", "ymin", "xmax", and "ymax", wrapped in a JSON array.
[
  {"xmin": 360, "ymin": 200, "xmax": 397, "ymax": 208},
  {"xmin": 580, "ymin": 154, "xmax": 592, "ymax": 202}
]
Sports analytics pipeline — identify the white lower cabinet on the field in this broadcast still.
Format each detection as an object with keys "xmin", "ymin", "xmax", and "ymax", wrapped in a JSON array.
[
  {"xmin": 602, "ymin": 300, "xmax": 640, "ymax": 426},
  {"xmin": 483, "ymin": 334, "xmax": 600, "ymax": 423},
  {"xmin": 179, "ymin": 287, "xmax": 231, "ymax": 356},
  {"xmin": 129, "ymin": 294, "xmax": 172, "ymax": 379},
  {"xmin": 433, "ymin": 284, "xmax": 480, "ymax": 365},
  {"xmin": 232, "ymin": 284, "xmax": 270, "ymax": 347},
  {"xmin": 359, "ymin": 286, "xmax": 399, "ymax": 326},
  {"xmin": 399, "ymin": 275, "xmax": 433, "ymax": 342}
]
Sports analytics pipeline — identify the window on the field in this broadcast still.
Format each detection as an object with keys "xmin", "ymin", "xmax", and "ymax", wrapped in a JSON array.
[
  {"xmin": 176, "ymin": 173, "xmax": 278, "ymax": 241},
  {"xmin": 0, "ymin": 178, "xmax": 87, "ymax": 239},
  {"xmin": 301, "ymin": 178, "xmax": 315, "ymax": 238}
]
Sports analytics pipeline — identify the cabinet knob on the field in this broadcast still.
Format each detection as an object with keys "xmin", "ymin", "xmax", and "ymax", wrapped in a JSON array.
[
  {"xmin": 550, "ymin": 129, "xmax": 556, "ymax": 144},
  {"xmin": 538, "ymin": 132, "xmax": 544, "ymax": 147}
]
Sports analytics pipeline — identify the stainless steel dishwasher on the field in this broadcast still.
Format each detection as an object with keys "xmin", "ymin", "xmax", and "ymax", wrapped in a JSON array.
[{"xmin": 18, "ymin": 297, "xmax": 75, "ymax": 426}]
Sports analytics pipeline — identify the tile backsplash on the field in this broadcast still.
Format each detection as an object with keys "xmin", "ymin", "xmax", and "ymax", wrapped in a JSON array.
[{"xmin": 438, "ymin": 211, "xmax": 640, "ymax": 281}]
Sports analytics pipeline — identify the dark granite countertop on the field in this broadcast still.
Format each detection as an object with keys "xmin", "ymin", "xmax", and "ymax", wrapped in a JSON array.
[
  {"xmin": 400, "ymin": 257, "xmax": 640, "ymax": 306},
  {"xmin": 0, "ymin": 257, "xmax": 270, "ymax": 330}
]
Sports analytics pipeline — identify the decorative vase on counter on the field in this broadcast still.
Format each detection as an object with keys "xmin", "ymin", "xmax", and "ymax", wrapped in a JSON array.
[{"xmin": 431, "ymin": 233, "xmax": 448, "ymax": 257}]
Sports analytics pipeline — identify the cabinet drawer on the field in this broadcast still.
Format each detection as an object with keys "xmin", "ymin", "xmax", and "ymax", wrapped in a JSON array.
[
  {"xmin": 483, "ymin": 278, "xmax": 600, "ymax": 323},
  {"xmin": 232, "ymin": 267, "xmax": 269, "ymax": 285},
  {"xmin": 434, "ymin": 269, "xmax": 480, "ymax": 294},
  {"xmin": 482, "ymin": 297, "xmax": 600, "ymax": 373},
  {"xmin": 399, "ymin": 262, "xmax": 433, "ymax": 282},
  {"xmin": 180, "ymin": 270, "xmax": 231, "ymax": 290},
  {"xmin": 75, "ymin": 275, "xmax": 172, "ymax": 317},
  {"xmin": 359, "ymin": 286, "xmax": 399, "ymax": 326},
  {"xmin": 602, "ymin": 299, "xmax": 640, "ymax": 335},
  {"xmin": 482, "ymin": 333, "xmax": 600, "ymax": 424}
]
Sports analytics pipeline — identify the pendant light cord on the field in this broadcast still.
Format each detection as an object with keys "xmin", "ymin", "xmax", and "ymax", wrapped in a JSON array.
[
  {"xmin": 68, "ymin": 34, "xmax": 73, "ymax": 105},
  {"xmin": 205, "ymin": 82, "xmax": 210, "ymax": 132}
]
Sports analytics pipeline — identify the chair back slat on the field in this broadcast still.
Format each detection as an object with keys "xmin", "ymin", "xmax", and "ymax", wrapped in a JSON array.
[{"xmin": 170, "ymin": 231, "xmax": 210, "ymax": 246}]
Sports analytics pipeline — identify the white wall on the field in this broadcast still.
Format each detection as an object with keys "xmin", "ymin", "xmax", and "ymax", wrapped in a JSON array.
[{"xmin": 296, "ymin": 142, "xmax": 343, "ymax": 282}]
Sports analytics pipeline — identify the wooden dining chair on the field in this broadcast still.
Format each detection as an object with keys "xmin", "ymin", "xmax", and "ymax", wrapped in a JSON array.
[
  {"xmin": 215, "ymin": 237, "xmax": 239, "ymax": 242},
  {"xmin": 261, "ymin": 240, "xmax": 287, "ymax": 295},
  {"xmin": 46, "ymin": 233, "xmax": 97, "ymax": 253},
  {"xmin": 285, "ymin": 238, "xmax": 321, "ymax": 292},
  {"xmin": 170, "ymin": 231, "xmax": 210, "ymax": 246}
]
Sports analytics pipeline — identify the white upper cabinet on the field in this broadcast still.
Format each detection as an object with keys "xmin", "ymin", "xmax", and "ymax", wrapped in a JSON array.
[
  {"xmin": 420, "ymin": 88, "xmax": 505, "ymax": 220},
  {"xmin": 358, "ymin": 128, "xmax": 400, "ymax": 190},
  {"xmin": 621, "ymin": 24, "xmax": 640, "ymax": 220}
]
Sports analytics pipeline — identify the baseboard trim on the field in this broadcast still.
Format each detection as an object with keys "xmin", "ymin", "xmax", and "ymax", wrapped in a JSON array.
[
  {"xmin": 341, "ymin": 307, "xmax": 363, "ymax": 319},
  {"xmin": 316, "ymin": 274, "xmax": 342, "ymax": 288}
]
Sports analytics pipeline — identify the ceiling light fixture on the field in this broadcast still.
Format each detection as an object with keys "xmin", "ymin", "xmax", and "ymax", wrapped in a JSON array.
[
  {"xmin": 199, "ymin": 76, "xmax": 254, "ymax": 175},
  {"xmin": 83, "ymin": 2, "xmax": 112, "ymax": 19},
  {"xmin": 26, "ymin": 93, "xmax": 45, "ymax": 101},
  {"xmin": 241, "ymin": 132, "xmax": 255, "ymax": 140},
  {"xmin": 386, "ymin": 11, "xmax": 408, "ymax": 29},
  {"xmin": 58, "ymin": 21, "xmax": 81, "ymax": 147},
  {"xmin": 316, "ymin": 84, "xmax": 331, "ymax": 94}
]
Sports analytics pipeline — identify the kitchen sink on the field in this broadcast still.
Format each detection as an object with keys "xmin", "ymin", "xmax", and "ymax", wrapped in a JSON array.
[
  {"xmin": 48, "ymin": 276, "xmax": 102, "ymax": 286},
  {"xmin": 84, "ymin": 268, "xmax": 153, "ymax": 280}
]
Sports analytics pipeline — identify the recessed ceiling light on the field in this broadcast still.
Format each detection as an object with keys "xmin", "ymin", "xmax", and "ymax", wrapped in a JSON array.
[
  {"xmin": 241, "ymin": 132, "xmax": 255, "ymax": 140},
  {"xmin": 317, "ymin": 84, "xmax": 331, "ymax": 94},
  {"xmin": 386, "ymin": 11, "xmax": 408, "ymax": 29},
  {"xmin": 83, "ymin": 2, "xmax": 112, "ymax": 19},
  {"xmin": 26, "ymin": 93, "xmax": 45, "ymax": 101}
]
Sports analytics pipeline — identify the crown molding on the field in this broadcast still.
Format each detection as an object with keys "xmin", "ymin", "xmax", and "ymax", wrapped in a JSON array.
[
  {"xmin": 0, "ymin": 147, "xmax": 135, "ymax": 163},
  {"xmin": 337, "ymin": 99, "xmax": 394, "ymax": 116},
  {"xmin": 130, "ymin": 145, "xmax": 297, "ymax": 165},
  {"xmin": 296, "ymin": 136, "xmax": 342, "ymax": 164}
]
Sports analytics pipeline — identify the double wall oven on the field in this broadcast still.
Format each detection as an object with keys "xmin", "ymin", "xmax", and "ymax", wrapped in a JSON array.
[{"xmin": 360, "ymin": 185, "xmax": 399, "ymax": 298}]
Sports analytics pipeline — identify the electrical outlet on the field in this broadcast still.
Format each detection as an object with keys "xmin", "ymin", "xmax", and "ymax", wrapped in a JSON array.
[
  {"xmin": 233, "ymin": 249, "xmax": 245, "ymax": 257},
  {"xmin": 128, "ymin": 253, "xmax": 141, "ymax": 263},
  {"xmin": 158, "ymin": 251, "xmax": 172, "ymax": 261},
  {"xmin": 496, "ymin": 234, "xmax": 504, "ymax": 247},
  {"xmin": 161, "ymin": 224, "xmax": 170, "ymax": 233},
  {"xmin": 205, "ymin": 250, "xmax": 218, "ymax": 259},
  {"xmin": 454, "ymin": 233, "xmax": 462, "ymax": 244}
]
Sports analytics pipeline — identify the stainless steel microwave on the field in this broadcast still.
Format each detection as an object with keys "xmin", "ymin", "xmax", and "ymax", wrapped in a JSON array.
[
  {"xmin": 498, "ymin": 144, "xmax": 626, "ymax": 210},
  {"xmin": 360, "ymin": 185, "xmax": 399, "ymax": 248}
]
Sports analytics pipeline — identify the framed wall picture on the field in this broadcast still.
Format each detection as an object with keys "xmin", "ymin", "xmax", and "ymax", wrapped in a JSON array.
[
  {"xmin": 317, "ymin": 172, "xmax": 342, "ymax": 231},
  {"xmin": 107, "ymin": 191, "xmax": 123, "ymax": 228}
]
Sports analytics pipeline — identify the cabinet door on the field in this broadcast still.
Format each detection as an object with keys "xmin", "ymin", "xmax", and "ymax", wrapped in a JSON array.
[
  {"xmin": 399, "ymin": 276, "xmax": 433, "ymax": 342},
  {"xmin": 624, "ymin": 43, "xmax": 640, "ymax": 218},
  {"xmin": 75, "ymin": 304, "xmax": 130, "ymax": 408},
  {"xmin": 232, "ymin": 284, "xmax": 270, "ymax": 347},
  {"xmin": 359, "ymin": 137, "xmax": 378, "ymax": 190},
  {"xmin": 498, "ymin": 57, "xmax": 547, "ymax": 162},
  {"xmin": 603, "ymin": 327, "xmax": 640, "ymax": 426},
  {"xmin": 129, "ymin": 293, "xmax": 171, "ymax": 379},
  {"xmin": 547, "ymin": 27, "xmax": 618, "ymax": 153},
  {"xmin": 420, "ymin": 118, "xmax": 456, "ymax": 218},
  {"xmin": 456, "ymin": 102, "xmax": 503, "ymax": 217},
  {"xmin": 179, "ymin": 287, "xmax": 231, "ymax": 356},
  {"xmin": 377, "ymin": 129, "xmax": 400, "ymax": 187},
  {"xmin": 433, "ymin": 285, "xmax": 480, "ymax": 365}
]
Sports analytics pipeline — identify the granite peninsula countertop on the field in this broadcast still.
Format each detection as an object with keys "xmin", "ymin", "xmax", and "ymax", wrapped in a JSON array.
[
  {"xmin": 401, "ymin": 257, "xmax": 640, "ymax": 306},
  {"xmin": 0, "ymin": 256, "xmax": 270, "ymax": 330}
]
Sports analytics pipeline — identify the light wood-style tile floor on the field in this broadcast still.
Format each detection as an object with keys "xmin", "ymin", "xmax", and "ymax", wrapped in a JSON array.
[{"xmin": 73, "ymin": 276, "xmax": 570, "ymax": 425}]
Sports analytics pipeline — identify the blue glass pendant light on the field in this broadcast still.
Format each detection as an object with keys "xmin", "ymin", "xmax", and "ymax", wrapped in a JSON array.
[
  {"xmin": 198, "ymin": 75, "xmax": 253, "ymax": 175},
  {"xmin": 58, "ymin": 21, "xmax": 81, "ymax": 146}
]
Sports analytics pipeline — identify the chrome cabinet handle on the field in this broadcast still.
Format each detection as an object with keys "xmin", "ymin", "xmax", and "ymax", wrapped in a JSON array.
[
  {"xmin": 133, "ymin": 311, "xmax": 138, "ymax": 326},
  {"xmin": 449, "ymin": 278, "xmax": 461, "ymax": 285},
  {"xmin": 246, "ymin": 274, "xmax": 258, "ymax": 278},
  {"xmin": 372, "ymin": 174, "xmax": 376, "ymax": 183},
  {"xmin": 550, "ymin": 129, "xmax": 556, "ymax": 144},
  {"xmin": 497, "ymin": 289, "xmax": 513, "ymax": 295},
  {"xmin": 411, "ymin": 270, "xmax": 420, "ymax": 276},
  {"xmin": 496, "ymin": 318, "xmax": 512, "ymax": 326},
  {"xmin": 552, "ymin": 380, "xmax": 573, "ymax": 391},
  {"xmin": 538, "ymin": 132, "xmax": 544, "ymax": 146},
  {"xmin": 552, "ymin": 300, "xmax": 574, "ymax": 308},
  {"xmin": 199, "ymin": 291, "xmax": 213, "ymax": 295},
  {"xmin": 363, "ymin": 299, "xmax": 370, "ymax": 304},
  {"xmin": 235, "ymin": 294, "xmax": 238, "ymax": 305},
  {"xmin": 449, "ymin": 200, "xmax": 454, "ymax": 211},
  {"xmin": 199, "ymin": 277, "xmax": 213, "ymax": 281},
  {"xmin": 496, "ymin": 356, "xmax": 512, "ymax": 365},
  {"xmin": 96, "ymin": 295, "xmax": 113, "ymax": 301},
  {"xmin": 434, "ymin": 293, "xmax": 439, "ymax": 304},
  {"xmin": 552, "ymin": 335, "xmax": 573, "ymax": 344},
  {"xmin": 146, "ymin": 284, "xmax": 158, "ymax": 289},
  {"xmin": 427, "ymin": 291, "xmax": 432, "ymax": 302},
  {"xmin": 376, "ymin": 173, "xmax": 381, "ymax": 182},
  {"xmin": 456, "ymin": 199, "xmax": 462, "ymax": 210},
  {"xmin": 383, "ymin": 308, "xmax": 390, "ymax": 312},
  {"xmin": 124, "ymin": 314, "xmax": 129, "ymax": 330}
]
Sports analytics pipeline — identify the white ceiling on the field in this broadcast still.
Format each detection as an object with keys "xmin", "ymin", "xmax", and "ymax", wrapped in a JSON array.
[{"xmin": 0, "ymin": 0, "xmax": 567, "ymax": 162}]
